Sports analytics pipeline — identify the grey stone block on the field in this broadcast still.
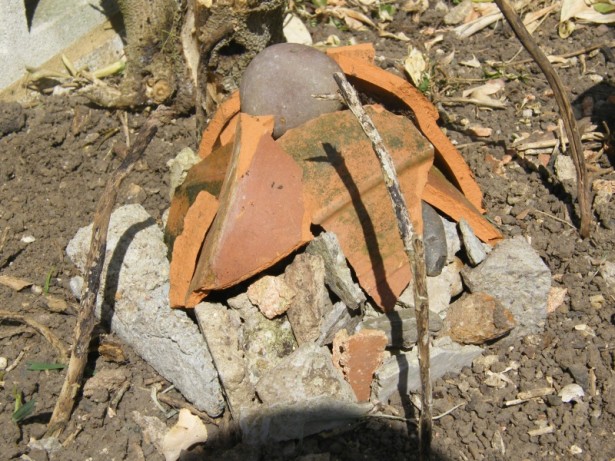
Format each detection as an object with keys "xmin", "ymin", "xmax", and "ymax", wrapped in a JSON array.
[
  {"xmin": 306, "ymin": 232, "xmax": 366, "ymax": 310},
  {"xmin": 66, "ymin": 204, "xmax": 225, "ymax": 416},
  {"xmin": 372, "ymin": 336, "xmax": 482, "ymax": 403},
  {"xmin": 461, "ymin": 236, "xmax": 551, "ymax": 339}
]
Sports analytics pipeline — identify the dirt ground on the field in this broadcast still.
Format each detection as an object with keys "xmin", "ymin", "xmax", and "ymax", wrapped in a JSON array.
[{"xmin": 0, "ymin": 3, "xmax": 614, "ymax": 460}]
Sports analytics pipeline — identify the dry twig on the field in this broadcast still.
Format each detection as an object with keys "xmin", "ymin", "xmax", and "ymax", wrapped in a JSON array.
[
  {"xmin": 333, "ymin": 72, "xmax": 432, "ymax": 460},
  {"xmin": 0, "ymin": 310, "xmax": 68, "ymax": 363},
  {"xmin": 46, "ymin": 107, "xmax": 172, "ymax": 437},
  {"xmin": 494, "ymin": 0, "xmax": 592, "ymax": 237}
]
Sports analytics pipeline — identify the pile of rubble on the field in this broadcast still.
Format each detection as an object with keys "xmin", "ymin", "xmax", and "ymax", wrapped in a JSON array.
[
  {"xmin": 65, "ymin": 42, "xmax": 553, "ymax": 446},
  {"xmin": 67, "ymin": 202, "xmax": 551, "ymax": 444}
]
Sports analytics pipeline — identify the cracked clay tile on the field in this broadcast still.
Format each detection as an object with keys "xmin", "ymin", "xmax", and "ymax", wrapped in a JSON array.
[
  {"xmin": 169, "ymin": 191, "xmax": 218, "ymax": 308},
  {"xmin": 326, "ymin": 45, "xmax": 485, "ymax": 212},
  {"xmin": 165, "ymin": 141, "xmax": 233, "ymax": 253},
  {"xmin": 278, "ymin": 105, "xmax": 433, "ymax": 311},
  {"xmin": 198, "ymin": 91, "xmax": 240, "ymax": 159},
  {"xmin": 187, "ymin": 113, "xmax": 312, "ymax": 302},
  {"xmin": 332, "ymin": 328, "xmax": 388, "ymax": 402},
  {"xmin": 424, "ymin": 168, "xmax": 503, "ymax": 245}
]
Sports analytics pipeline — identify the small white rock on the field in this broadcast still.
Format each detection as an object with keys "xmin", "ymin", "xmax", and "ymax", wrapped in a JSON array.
[
  {"xmin": 69, "ymin": 276, "xmax": 84, "ymax": 300},
  {"xmin": 559, "ymin": 383, "xmax": 584, "ymax": 403},
  {"xmin": 21, "ymin": 235, "xmax": 36, "ymax": 244},
  {"xmin": 0, "ymin": 356, "xmax": 8, "ymax": 370},
  {"xmin": 283, "ymin": 13, "xmax": 313, "ymax": 46}
]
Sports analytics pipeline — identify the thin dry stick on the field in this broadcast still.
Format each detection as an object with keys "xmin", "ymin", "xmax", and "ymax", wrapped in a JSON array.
[
  {"xmin": 46, "ymin": 107, "xmax": 171, "ymax": 437},
  {"xmin": 0, "ymin": 310, "xmax": 69, "ymax": 363},
  {"xmin": 494, "ymin": 0, "xmax": 591, "ymax": 238},
  {"xmin": 511, "ymin": 40, "xmax": 615, "ymax": 66},
  {"xmin": 333, "ymin": 72, "xmax": 432, "ymax": 460}
]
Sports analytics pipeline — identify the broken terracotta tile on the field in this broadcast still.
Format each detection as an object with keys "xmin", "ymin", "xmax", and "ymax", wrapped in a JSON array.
[
  {"xmin": 164, "ymin": 141, "xmax": 232, "ymax": 253},
  {"xmin": 169, "ymin": 191, "xmax": 218, "ymax": 308},
  {"xmin": 325, "ymin": 43, "xmax": 375, "ymax": 65},
  {"xmin": 167, "ymin": 44, "xmax": 503, "ymax": 309},
  {"xmin": 197, "ymin": 91, "xmax": 240, "ymax": 159},
  {"xmin": 188, "ymin": 113, "xmax": 312, "ymax": 302},
  {"xmin": 332, "ymin": 328, "xmax": 388, "ymax": 402},
  {"xmin": 443, "ymin": 292, "xmax": 516, "ymax": 344},
  {"xmin": 278, "ymin": 106, "xmax": 433, "ymax": 310},
  {"xmin": 423, "ymin": 168, "xmax": 502, "ymax": 245},
  {"xmin": 326, "ymin": 45, "xmax": 485, "ymax": 212}
]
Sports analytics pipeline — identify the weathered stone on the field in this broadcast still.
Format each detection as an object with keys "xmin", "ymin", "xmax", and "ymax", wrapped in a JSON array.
[
  {"xmin": 360, "ymin": 308, "xmax": 443, "ymax": 348},
  {"xmin": 240, "ymin": 43, "xmax": 344, "ymax": 138},
  {"xmin": 441, "ymin": 216, "xmax": 462, "ymax": 263},
  {"xmin": 66, "ymin": 205, "xmax": 224, "ymax": 416},
  {"xmin": 317, "ymin": 301, "xmax": 361, "ymax": 346},
  {"xmin": 461, "ymin": 236, "xmax": 551, "ymax": 339},
  {"xmin": 332, "ymin": 329, "xmax": 388, "ymax": 402},
  {"xmin": 227, "ymin": 292, "xmax": 298, "ymax": 385},
  {"xmin": 306, "ymin": 232, "xmax": 366, "ymax": 310},
  {"xmin": 397, "ymin": 257, "xmax": 464, "ymax": 317},
  {"xmin": 599, "ymin": 260, "xmax": 615, "ymax": 298},
  {"xmin": 247, "ymin": 275, "xmax": 296, "ymax": 319},
  {"xmin": 255, "ymin": 343, "xmax": 356, "ymax": 406},
  {"xmin": 167, "ymin": 147, "xmax": 200, "ymax": 199},
  {"xmin": 372, "ymin": 336, "xmax": 482, "ymax": 403},
  {"xmin": 194, "ymin": 302, "xmax": 256, "ymax": 417},
  {"xmin": 422, "ymin": 201, "xmax": 448, "ymax": 276},
  {"xmin": 240, "ymin": 397, "xmax": 371, "ymax": 444},
  {"xmin": 444, "ymin": 292, "xmax": 516, "ymax": 344},
  {"xmin": 459, "ymin": 218, "xmax": 489, "ymax": 266},
  {"xmin": 284, "ymin": 253, "xmax": 333, "ymax": 344}
]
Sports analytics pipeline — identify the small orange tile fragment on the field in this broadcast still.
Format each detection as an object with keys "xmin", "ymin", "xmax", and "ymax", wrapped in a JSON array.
[
  {"xmin": 169, "ymin": 191, "xmax": 218, "ymax": 308},
  {"xmin": 188, "ymin": 114, "xmax": 312, "ymax": 300},
  {"xmin": 198, "ymin": 92, "xmax": 240, "ymax": 159},
  {"xmin": 325, "ymin": 43, "xmax": 375, "ymax": 64},
  {"xmin": 423, "ymin": 168, "xmax": 502, "ymax": 245},
  {"xmin": 332, "ymin": 328, "xmax": 388, "ymax": 402},
  {"xmin": 327, "ymin": 45, "xmax": 485, "ymax": 212}
]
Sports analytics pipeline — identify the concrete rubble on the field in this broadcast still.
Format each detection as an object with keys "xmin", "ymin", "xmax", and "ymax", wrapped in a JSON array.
[
  {"xmin": 461, "ymin": 236, "xmax": 551, "ymax": 340},
  {"xmin": 372, "ymin": 336, "xmax": 483, "ymax": 403},
  {"xmin": 67, "ymin": 204, "xmax": 553, "ymax": 444},
  {"xmin": 66, "ymin": 204, "xmax": 225, "ymax": 416}
]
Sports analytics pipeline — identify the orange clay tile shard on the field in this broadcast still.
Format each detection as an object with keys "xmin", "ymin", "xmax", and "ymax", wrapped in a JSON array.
[
  {"xmin": 167, "ymin": 43, "xmax": 503, "ymax": 310},
  {"xmin": 187, "ymin": 113, "xmax": 312, "ymax": 301},
  {"xmin": 168, "ymin": 191, "xmax": 218, "ymax": 308},
  {"xmin": 277, "ymin": 106, "xmax": 433, "ymax": 310},
  {"xmin": 325, "ymin": 44, "xmax": 485, "ymax": 212}
]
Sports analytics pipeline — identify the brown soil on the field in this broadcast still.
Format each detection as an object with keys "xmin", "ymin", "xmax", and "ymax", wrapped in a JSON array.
[{"xmin": 0, "ymin": 4, "xmax": 614, "ymax": 461}]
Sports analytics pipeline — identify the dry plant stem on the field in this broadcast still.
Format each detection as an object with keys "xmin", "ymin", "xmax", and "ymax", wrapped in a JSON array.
[
  {"xmin": 0, "ymin": 310, "xmax": 69, "ymax": 363},
  {"xmin": 333, "ymin": 72, "xmax": 432, "ymax": 460},
  {"xmin": 46, "ymin": 107, "xmax": 169, "ymax": 438},
  {"xmin": 494, "ymin": 0, "xmax": 591, "ymax": 238}
]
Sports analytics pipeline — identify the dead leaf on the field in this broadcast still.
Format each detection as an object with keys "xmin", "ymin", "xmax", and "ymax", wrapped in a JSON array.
[
  {"xmin": 547, "ymin": 286, "xmax": 568, "ymax": 313},
  {"xmin": 162, "ymin": 409, "xmax": 208, "ymax": 461},
  {"xmin": 43, "ymin": 294, "xmax": 69, "ymax": 313},
  {"xmin": 0, "ymin": 275, "xmax": 32, "ymax": 291},
  {"xmin": 467, "ymin": 125, "xmax": 492, "ymax": 137},
  {"xmin": 462, "ymin": 79, "xmax": 507, "ymax": 107},
  {"xmin": 403, "ymin": 47, "xmax": 427, "ymax": 87},
  {"xmin": 460, "ymin": 55, "xmax": 481, "ymax": 68}
]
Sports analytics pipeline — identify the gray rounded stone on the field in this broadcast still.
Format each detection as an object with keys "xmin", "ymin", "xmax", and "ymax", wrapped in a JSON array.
[{"xmin": 240, "ymin": 43, "xmax": 344, "ymax": 138}]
